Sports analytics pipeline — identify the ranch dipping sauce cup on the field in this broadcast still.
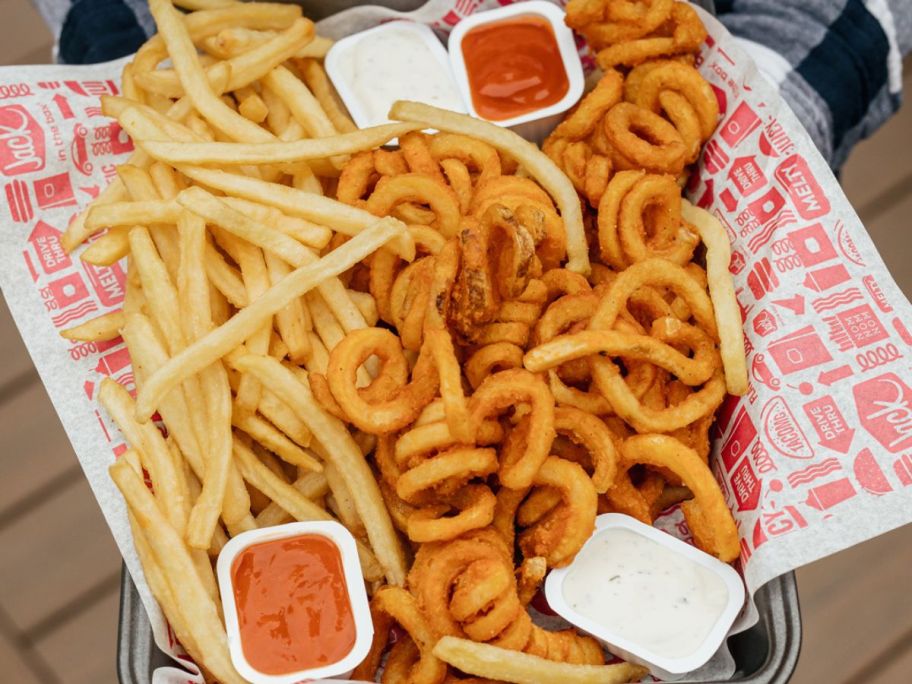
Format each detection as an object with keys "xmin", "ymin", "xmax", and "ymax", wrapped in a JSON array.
[{"xmin": 546, "ymin": 513, "xmax": 746, "ymax": 680}]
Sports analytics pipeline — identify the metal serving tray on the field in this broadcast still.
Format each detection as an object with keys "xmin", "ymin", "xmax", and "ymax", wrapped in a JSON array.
[
  {"xmin": 116, "ymin": 1, "xmax": 800, "ymax": 681},
  {"xmin": 117, "ymin": 567, "xmax": 800, "ymax": 683}
]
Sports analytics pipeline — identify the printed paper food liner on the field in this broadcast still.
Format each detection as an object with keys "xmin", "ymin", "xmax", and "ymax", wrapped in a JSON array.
[{"xmin": 0, "ymin": 2, "xmax": 909, "ymax": 681}]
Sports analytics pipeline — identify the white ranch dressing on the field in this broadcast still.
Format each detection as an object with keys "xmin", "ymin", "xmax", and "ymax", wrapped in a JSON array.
[
  {"xmin": 335, "ymin": 25, "xmax": 465, "ymax": 126},
  {"xmin": 562, "ymin": 527, "xmax": 729, "ymax": 659}
]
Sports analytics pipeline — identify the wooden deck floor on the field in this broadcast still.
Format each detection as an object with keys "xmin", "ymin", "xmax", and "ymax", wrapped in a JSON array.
[{"xmin": 1, "ymin": 2, "xmax": 911, "ymax": 682}]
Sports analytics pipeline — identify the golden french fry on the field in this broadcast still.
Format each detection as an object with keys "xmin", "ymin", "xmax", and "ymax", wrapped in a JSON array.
[
  {"xmin": 390, "ymin": 100, "xmax": 590, "ymax": 274},
  {"xmin": 232, "ymin": 410, "xmax": 320, "ymax": 470},
  {"xmin": 134, "ymin": 217, "xmax": 408, "ymax": 421},
  {"xmin": 140, "ymin": 122, "xmax": 419, "ymax": 165},
  {"xmin": 80, "ymin": 227, "xmax": 130, "ymax": 266},
  {"xmin": 177, "ymin": 165, "xmax": 415, "ymax": 259},
  {"xmin": 204, "ymin": 242, "xmax": 249, "ymax": 308},
  {"xmin": 176, "ymin": 186, "xmax": 368, "ymax": 333},
  {"xmin": 433, "ymin": 636, "xmax": 647, "ymax": 684},
  {"xmin": 231, "ymin": 353, "xmax": 407, "ymax": 586},
  {"xmin": 135, "ymin": 17, "xmax": 314, "ymax": 98},
  {"xmin": 255, "ymin": 470, "xmax": 329, "ymax": 527},
  {"xmin": 232, "ymin": 439, "xmax": 382, "ymax": 581},
  {"xmin": 298, "ymin": 58, "xmax": 357, "ymax": 134},
  {"xmin": 109, "ymin": 458, "xmax": 245, "ymax": 684},
  {"xmin": 221, "ymin": 197, "xmax": 331, "ymax": 249},
  {"xmin": 262, "ymin": 65, "xmax": 337, "ymax": 138},
  {"xmin": 62, "ymin": 179, "xmax": 129, "ymax": 251},
  {"xmin": 86, "ymin": 200, "xmax": 180, "ymax": 230},
  {"xmin": 682, "ymin": 201, "xmax": 748, "ymax": 395},
  {"xmin": 100, "ymin": 379, "xmax": 189, "ymax": 537},
  {"xmin": 265, "ymin": 251, "xmax": 312, "ymax": 364},
  {"xmin": 60, "ymin": 311, "xmax": 125, "ymax": 342},
  {"xmin": 148, "ymin": 0, "xmax": 274, "ymax": 142}
]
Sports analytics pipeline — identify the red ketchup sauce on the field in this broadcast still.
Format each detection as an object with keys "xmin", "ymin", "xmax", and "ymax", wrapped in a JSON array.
[
  {"xmin": 461, "ymin": 15, "xmax": 570, "ymax": 121},
  {"xmin": 231, "ymin": 534, "xmax": 355, "ymax": 675}
]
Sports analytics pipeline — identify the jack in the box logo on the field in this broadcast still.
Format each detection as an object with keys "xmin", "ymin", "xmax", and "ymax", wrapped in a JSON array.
[
  {"xmin": 0, "ymin": 105, "xmax": 45, "ymax": 176},
  {"xmin": 853, "ymin": 373, "xmax": 912, "ymax": 453}
]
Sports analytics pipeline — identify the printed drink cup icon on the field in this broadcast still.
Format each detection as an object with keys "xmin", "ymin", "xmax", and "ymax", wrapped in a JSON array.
[
  {"xmin": 853, "ymin": 373, "xmax": 912, "ymax": 453},
  {"xmin": 721, "ymin": 407, "xmax": 757, "ymax": 471},
  {"xmin": 803, "ymin": 477, "xmax": 856, "ymax": 510},
  {"xmin": 803, "ymin": 263, "xmax": 851, "ymax": 292},
  {"xmin": 720, "ymin": 101, "xmax": 761, "ymax": 148},
  {"xmin": 767, "ymin": 326, "xmax": 833, "ymax": 375},
  {"xmin": 788, "ymin": 223, "xmax": 837, "ymax": 267}
]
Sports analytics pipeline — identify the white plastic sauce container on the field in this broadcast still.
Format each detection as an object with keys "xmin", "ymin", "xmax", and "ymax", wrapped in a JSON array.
[
  {"xmin": 216, "ymin": 521, "xmax": 373, "ymax": 684},
  {"xmin": 447, "ymin": 0, "xmax": 585, "ymax": 143},
  {"xmin": 325, "ymin": 21, "xmax": 466, "ymax": 130},
  {"xmin": 545, "ymin": 513, "xmax": 746, "ymax": 680}
]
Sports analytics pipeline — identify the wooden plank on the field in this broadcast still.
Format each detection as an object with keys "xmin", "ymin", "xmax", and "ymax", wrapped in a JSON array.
[
  {"xmin": 33, "ymin": 585, "xmax": 120, "ymax": 684},
  {"xmin": 856, "ymin": 187, "xmax": 912, "ymax": 297},
  {"xmin": 863, "ymin": 637, "xmax": 912, "ymax": 684},
  {"xmin": 0, "ymin": 0, "xmax": 52, "ymax": 67},
  {"xmin": 842, "ymin": 58, "xmax": 912, "ymax": 213},
  {"xmin": 791, "ymin": 524, "xmax": 912, "ymax": 683},
  {"xmin": 0, "ymin": 380, "xmax": 80, "ymax": 519},
  {"xmin": 0, "ymin": 630, "xmax": 42, "ymax": 684},
  {"xmin": 0, "ymin": 297, "xmax": 36, "ymax": 391},
  {"xmin": 0, "ymin": 476, "xmax": 121, "ymax": 631}
]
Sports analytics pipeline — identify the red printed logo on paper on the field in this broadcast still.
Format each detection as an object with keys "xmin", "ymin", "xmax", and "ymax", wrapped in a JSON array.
[
  {"xmin": 823, "ymin": 304, "xmax": 888, "ymax": 351},
  {"xmin": 803, "ymin": 396, "xmax": 855, "ymax": 454},
  {"xmin": 28, "ymin": 220, "xmax": 70, "ymax": 274},
  {"xmin": 774, "ymin": 154, "xmax": 830, "ymax": 219},
  {"xmin": 4, "ymin": 179, "xmax": 32, "ymax": 222},
  {"xmin": 836, "ymin": 222, "xmax": 865, "ymax": 266},
  {"xmin": 747, "ymin": 258, "xmax": 779, "ymax": 299},
  {"xmin": 804, "ymin": 263, "xmax": 851, "ymax": 292},
  {"xmin": 70, "ymin": 123, "xmax": 93, "ymax": 176},
  {"xmin": 720, "ymin": 101, "xmax": 761, "ymax": 148},
  {"xmin": 803, "ymin": 478, "xmax": 856, "ymax": 510},
  {"xmin": 44, "ymin": 272, "xmax": 89, "ymax": 309},
  {"xmin": 761, "ymin": 396, "xmax": 814, "ymax": 460},
  {"xmin": 728, "ymin": 156, "xmax": 766, "ymax": 196},
  {"xmin": 703, "ymin": 139, "xmax": 730, "ymax": 174},
  {"xmin": 853, "ymin": 448, "xmax": 893, "ymax": 495},
  {"xmin": 0, "ymin": 105, "xmax": 45, "ymax": 176},
  {"xmin": 721, "ymin": 407, "xmax": 757, "ymax": 471},
  {"xmin": 731, "ymin": 458, "xmax": 762, "ymax": 511},
  {"xmin": 893, "ymin": 454, "xmax": 912, "ymax": 487},
  {"xmin": 788, "ymin": 223, "xmax": 837, "ymax": 267},
  {"xmin": 84, "ymin": 260, "xmax": 126, "ymax": 307},
  {"xmin": 752, "ymin": 309, "xmax": 778, "ymax": 337},
  {"xmin": 767, "ymin": 326, "xmax": 833, "ymax": 375},
  {"xmin": 94, "ymin": 122, "xmax": 133, "ymax": 155},
  {"xmin": 787, "ymin": 457, "xmax": 842, "ymax": 488},
  {"xmin": 862, "ymin": 275, "xmax": 892, "ymax": 314},
  {"xmin": 853, "ymin": 373, "xmax": 912, "ymax": 453},
  {"xmin": 33, "ymin": 171, "xmax": 76, "ymax": 210}
]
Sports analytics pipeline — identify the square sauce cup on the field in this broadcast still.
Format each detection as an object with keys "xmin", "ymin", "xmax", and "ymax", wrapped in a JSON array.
[
  {"xmin": 448, "ymin": 0, "xmax": 585, "ymax": 143},
  {"xmin": 545, "ymin": 513, "xmax": 746, "ymax": 680},
  {"xmin": 216, "ymin": 520, "xmax": 372, "ymax": 683}
]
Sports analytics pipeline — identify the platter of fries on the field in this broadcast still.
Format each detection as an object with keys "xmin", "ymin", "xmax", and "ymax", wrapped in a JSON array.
[
  {"xmin": 49, "ymin": 0, "xmax": 754, "ymax": 680},
  {"xmin": 4, "ymin": 0, "xmax": 912, "ymax": 683}
]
